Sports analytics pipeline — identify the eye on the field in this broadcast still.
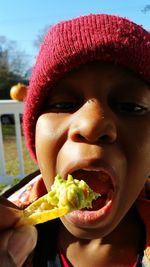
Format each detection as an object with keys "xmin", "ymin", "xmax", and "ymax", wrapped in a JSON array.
[
  {"xmin": 114, "ymin": 102, "xmax": 147, "ymax": 115},
  {"xmin": 47, "ymin": 101, "xmax": 78, "ymax": 113}
]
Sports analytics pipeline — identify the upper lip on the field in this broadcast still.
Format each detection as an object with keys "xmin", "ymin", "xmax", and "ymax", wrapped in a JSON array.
[{"xmin": 60, "ymin": 158, "xmax": 117, "ymax": 189}]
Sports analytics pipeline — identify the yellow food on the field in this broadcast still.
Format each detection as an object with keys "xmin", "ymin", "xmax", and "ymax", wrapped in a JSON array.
[
  {"xmin": 16, "ymin": 207, "xmax": 68, "ymax": 226},
  {"xmin": 16, "ymin": 175, "xmax": 100, "ymax": 226}
]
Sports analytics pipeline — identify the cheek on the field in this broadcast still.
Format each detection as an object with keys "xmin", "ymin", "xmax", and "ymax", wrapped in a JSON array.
[
  {"xmin": 35, "ymin": 115, "xmax": 64, "ymax": 190},
  {"xmin": 131, "ymin": 136, "xmax": 150, "ymax": 176},
  {"xmin": 122, "ymin": 129, "xmax": 150, "ymax": 203},
  {"xmin": 122, "ymin": 121, "xmax": 150, "ymax": 175}
]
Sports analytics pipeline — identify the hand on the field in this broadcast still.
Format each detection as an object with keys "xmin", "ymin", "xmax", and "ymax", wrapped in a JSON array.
[{"xmin": 0, "ymin": 197, "xmax": 37, "ymax": 267}]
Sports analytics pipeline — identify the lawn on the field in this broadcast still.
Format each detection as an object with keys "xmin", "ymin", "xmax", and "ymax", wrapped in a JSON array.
[{"xmin": 0, "ymin": 125, "xmax": 37, "ymax": 192}]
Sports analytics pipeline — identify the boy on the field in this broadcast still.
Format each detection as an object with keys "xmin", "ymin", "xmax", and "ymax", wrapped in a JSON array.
[{"xmin": 0, "ymin": 13, "xmax": 150, "ymax": 267}]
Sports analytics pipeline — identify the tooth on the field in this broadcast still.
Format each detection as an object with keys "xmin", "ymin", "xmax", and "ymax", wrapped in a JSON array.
[{"xmin": 106, "ymin": 190, "xmax": 113, "ymax": 204}]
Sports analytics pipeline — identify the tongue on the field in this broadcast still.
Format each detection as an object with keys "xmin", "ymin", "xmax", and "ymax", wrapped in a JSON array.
[
  {"xmin": 73, "ymin": 170, "xmax": 113, "ymax": 195},
  {"xmin": 90, "ymin": 195, "xmax": 107, "ymax": 210}
]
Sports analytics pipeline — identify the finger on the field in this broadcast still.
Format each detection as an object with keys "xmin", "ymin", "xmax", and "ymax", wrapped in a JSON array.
[
  {"xmin": 0, "ymin": 196, "xmax": 19, "ymax": 208},
  {"xmin": 0, "ymin": 225, "xmax": 37, "ymax": 267},
  {"xmin": 0, "ymin": 197, "xmax": 23, "ymax": 230}
]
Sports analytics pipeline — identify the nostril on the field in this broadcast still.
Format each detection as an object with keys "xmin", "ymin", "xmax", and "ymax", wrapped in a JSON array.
[
  {"xmin": 99, "ymin": 134, "xmax": 110, "ymax": 142},
  {"xmin": 69, "ymin": 129, "xmax": 85, "ymax": 142},
  {"xmin": 71, "ymin": 131, "xmax": 116, "ymax": 144},
  {"xmin": 76, "ymin": 134, "xmax": 85, "ymax": 142},
  {"xmin": 99, "ymin": 132, "xmax": 117, "ymax": 143}
]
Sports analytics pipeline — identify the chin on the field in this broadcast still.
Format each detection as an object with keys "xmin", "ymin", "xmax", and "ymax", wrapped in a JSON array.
[{"xmin": 60, "ymin": 216, "xmax": 117, "ymax": 240}]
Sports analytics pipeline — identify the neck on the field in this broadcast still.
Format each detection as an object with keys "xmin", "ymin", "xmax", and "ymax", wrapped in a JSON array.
[{"xmin": 58, "ymin": 207, "xmax": 145, "ymax": 267}]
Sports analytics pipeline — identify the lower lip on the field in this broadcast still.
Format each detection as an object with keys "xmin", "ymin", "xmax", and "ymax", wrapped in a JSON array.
[{"xmin": 65, "ymin": 199, "xmax": 113, "ymax": 227}]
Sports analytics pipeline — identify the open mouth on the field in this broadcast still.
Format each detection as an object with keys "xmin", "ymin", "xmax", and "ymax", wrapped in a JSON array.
[{"xmin": 71, "ymin": 169, "xmax": 115, "ymax": 211}]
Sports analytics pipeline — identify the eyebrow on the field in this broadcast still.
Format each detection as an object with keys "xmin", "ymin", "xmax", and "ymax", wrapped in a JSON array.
[{"xmin": 51, "ymin": 79, "xmax": 81, "ymax": 95}]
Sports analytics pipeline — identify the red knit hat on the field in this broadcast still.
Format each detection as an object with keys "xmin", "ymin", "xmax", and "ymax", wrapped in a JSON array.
[{"xmin": 23, "ymin": 13, "xmax": 150, "ymax": 160}]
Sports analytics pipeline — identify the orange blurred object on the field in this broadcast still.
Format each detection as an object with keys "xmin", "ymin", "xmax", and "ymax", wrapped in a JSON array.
[{"xmin": 10, "ymin": 83, "xmax": 27, "ymax": 101}]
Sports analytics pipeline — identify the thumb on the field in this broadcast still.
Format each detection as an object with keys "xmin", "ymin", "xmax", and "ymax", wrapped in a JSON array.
[{"xmin": 6, "ymin": 225, "xmax": 37, "ymax": 267}]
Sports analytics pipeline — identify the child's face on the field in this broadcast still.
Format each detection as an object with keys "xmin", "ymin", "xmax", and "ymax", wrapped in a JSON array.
[{"xmin": 35, "ymin": 61, "xmax": 150, "ymax": 238}]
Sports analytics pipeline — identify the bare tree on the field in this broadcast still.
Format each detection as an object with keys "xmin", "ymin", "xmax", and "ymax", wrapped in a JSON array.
[
  {"xmin": 34, "ymin": 25, "xmax": 51, "ymax": 49},
  {"xmin": 0, "ymin": 36, "xmax": 30, "ymax": 76},
  {"xmin": 0, "ymin": 36, "xmax": 29, "ymax": 99}
]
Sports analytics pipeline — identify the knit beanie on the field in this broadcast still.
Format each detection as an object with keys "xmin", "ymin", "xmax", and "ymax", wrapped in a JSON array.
[{"xmin": 23, "ymin": 13, "xmax": 150, "ymax": 160}]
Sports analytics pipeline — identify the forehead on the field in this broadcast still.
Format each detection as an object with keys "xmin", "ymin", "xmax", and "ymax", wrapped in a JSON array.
[
  {"xmin": 65, "ymin": 61, "xmax": 142, "ymax": 80},
  {"xmin": 52, "ymin": 61, "xmax": 149, "ymax": 94}
]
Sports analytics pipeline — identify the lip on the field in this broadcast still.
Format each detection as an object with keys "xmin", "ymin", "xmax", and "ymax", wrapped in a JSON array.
[
  {"xmin": 60, "ymin": 158, "xmax": 118, "ymax": 226},
  {"xmin": 65, "ymin": 199, "xmax": 113, "ymax": 227}
]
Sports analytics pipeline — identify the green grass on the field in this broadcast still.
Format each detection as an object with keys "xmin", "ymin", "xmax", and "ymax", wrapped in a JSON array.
[
  {"xmin": 2, "ymin": 125, "xmax": 16, "ymax": 136},
  {"xmin": 1, "ymin": 124, "xmax": 37, "ymax": 192}
]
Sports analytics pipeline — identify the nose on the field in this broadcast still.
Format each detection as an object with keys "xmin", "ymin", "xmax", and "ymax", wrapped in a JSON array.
[{"xmin": 68, "ymin": 100, "xmax": 117, "ymax": 144}]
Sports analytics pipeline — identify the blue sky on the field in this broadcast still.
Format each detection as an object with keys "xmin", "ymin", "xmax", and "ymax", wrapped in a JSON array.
[{"xmin": 0, "ymin": 0, "xmax": 150, "ymax": 67}]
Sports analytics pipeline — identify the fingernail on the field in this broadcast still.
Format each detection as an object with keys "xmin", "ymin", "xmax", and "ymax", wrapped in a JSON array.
[{"xmin": 8, "ymin": 225, "xmax": 37, "ymax": 266}]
